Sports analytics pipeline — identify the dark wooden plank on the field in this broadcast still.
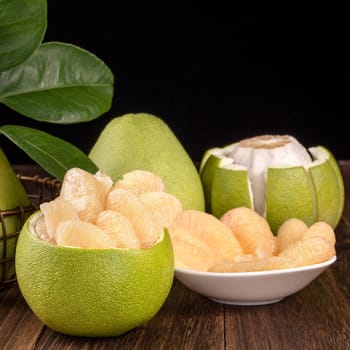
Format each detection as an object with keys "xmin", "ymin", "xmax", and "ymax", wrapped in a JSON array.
[
  {"xmin": 225, "ymin": 247, "xmax": 350, "ymax": 349},
  {"xmin": 0, "ymin": 285, "xmax": 44, "ymax": 350},
  {"xmin": 114, "ymin": 280, "xmax": 225, "ymax": 349}
]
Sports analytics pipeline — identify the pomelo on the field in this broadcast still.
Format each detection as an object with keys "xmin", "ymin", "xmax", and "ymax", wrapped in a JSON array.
[
  {"xmin": 15, "ymin": 211, "xmax": 174, "ymax": 337},
  {"xmin": 168, "ymin": 209, "xmax": 243, "ymax": 271},
  {"xmin": 167, "ymin": 204, "xmax": 336, "ymax": 272},
  {"xmin": 200, "ymin": 135, "xmax": 345, "ymax": 234},
  {"xmin": 220, "ymin": 207, "xmax": 276, "ymax": 259},
  {"xmin": 0, "ymin": 148, "xmax": 32, "ymax": 284},
  {"xmin": 276, "ymin": 218, "xmax": 308, "ymax": 253},
  {"xmin": 88, "ymin": 113, "xmax": 205, "ymax": 211}
]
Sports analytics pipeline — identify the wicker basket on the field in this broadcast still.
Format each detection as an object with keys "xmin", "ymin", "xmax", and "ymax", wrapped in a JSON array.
[{"xmin": 0, "ymin": 172, "xmax": 61, "ymax": 289}]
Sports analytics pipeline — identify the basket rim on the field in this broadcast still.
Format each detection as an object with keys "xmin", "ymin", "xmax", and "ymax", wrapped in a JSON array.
[{"xmin": 1, "ymin": 171, "xmax": 61, "ymax": 288}]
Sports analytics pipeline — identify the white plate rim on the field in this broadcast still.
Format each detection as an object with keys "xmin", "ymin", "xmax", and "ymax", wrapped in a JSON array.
[{"xmin": 174, "ymin": 255, "xmax": 337, "ymax": 277}]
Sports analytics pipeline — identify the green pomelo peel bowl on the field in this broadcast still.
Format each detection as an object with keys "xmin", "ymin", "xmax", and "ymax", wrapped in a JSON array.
[{"xmin": 15, "ymin": 211, "xmax": 174, "ymax": 337}]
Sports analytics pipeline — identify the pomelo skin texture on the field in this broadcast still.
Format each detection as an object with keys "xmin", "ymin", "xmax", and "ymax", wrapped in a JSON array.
[
  {"xmin": 88, "ymin": 113, "xmax": 205, "ymax": 211},
  {"xmin": 15, "ymin": 212, "xmax": 174, "ymax": 337}
]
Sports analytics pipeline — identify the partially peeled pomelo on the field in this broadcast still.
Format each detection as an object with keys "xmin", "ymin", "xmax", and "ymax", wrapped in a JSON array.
[{"xmin": 200, "ymin": 135, "xmax": 345, "ymax": 234}]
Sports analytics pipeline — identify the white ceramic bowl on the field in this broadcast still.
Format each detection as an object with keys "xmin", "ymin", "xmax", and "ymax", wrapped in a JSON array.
[{"xmin": 174, "ymin": 256, "xmax": 337, "ymax": 305}]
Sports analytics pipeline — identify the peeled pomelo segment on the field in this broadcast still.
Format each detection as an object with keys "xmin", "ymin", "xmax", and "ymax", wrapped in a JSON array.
[
  {"xmin": 199, "ymin": 150, "xmax": 233, "ymax": 212},
  {"xmin": 220, "ymin": 207, "xmax": 276, "ymax": 258},
  {"xmin": 276, "ymin": 218, "xmax": 308, "ymax": 254},
  {"xmin": 308, "ymin": 146, "xmax": 344, "ymax": 228},
  {"xmin": 266, "ymin": 165, "xmax": 315, "ymax": 234},
  {"xmin": 60, "ymin": 167, "xmax": 107, "ymax": 223},
  {"xmin": 94, "ymin": 170, "xmax": 113, "ymax": 195},
  {"xmin": 169, "ymin": 210, "xmax": 243, "ymax": 266},
  {"xmin": 169, "ymin": 228, "xmax": 215, "ymax": 271},
  {"xmin": 139, "ymin": 191, "xmax": 183, "ymax": 229},
  {"xmin": 40, "ymin": 198, "xmax": 79, "ymax": 242},
  {"xmin": 278, "ymin": 236, "xmax": 335, "ymax": 266},
  {"xmin": 96, "ymin": 210, "xmax": 141, "ymax": 249},
  {"xmin": 55, "ymin": 220, "xmax": 116, "ymax": 249},
  {"xmin": 210, "ymin": 256, "xmax": 296, "ymax": 273},
  {"xmin": 211, "ymin": 164, "xmax": 253, "ymax": 218},
  {"xmin": 302, "ymin": 221, "xmax": 336, "ymax": 245},
  {"xmin": 106, "ymin": 188, "xmax": 161, "ymax": 248},
  {"xmin": 112, "ymin": 170, "xmax": 165, "ymax": 195}
]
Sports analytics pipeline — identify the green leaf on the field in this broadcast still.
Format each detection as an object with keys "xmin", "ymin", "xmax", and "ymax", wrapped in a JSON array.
[
  {"xmin": 0, "ymin": 0, "xmax": 47, "ymax": 72},
  {"xmin": 0, "ymin": 125, "xmax": 98, "ymax": 180},
  {"xmin": 0, "ymin": 42, "xmax": 114, "ymax": 124}
]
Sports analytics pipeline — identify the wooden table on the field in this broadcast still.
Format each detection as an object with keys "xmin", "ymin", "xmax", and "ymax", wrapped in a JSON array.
[{"xmin": 1, "ymin": 162, "xmax": 350, "ymax": 350}]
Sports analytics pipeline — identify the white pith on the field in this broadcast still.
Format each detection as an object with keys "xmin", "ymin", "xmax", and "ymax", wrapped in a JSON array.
[
  {"xmin": 307, "ymin": 147, "xmax": 329, "ymax": 168},
  {"xmin": 29, "ymin": 212, "xmax": 44, "ymax": 238},
  {"xmin": 212, "ymin": 135, "xmax": 327, "ymax": 217}
]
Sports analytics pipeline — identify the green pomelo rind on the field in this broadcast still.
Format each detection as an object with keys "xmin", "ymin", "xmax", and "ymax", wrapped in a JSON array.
[
  {"xmin": 15, "ymin": 212, "xmax": 174, "ymax": 337},
  {"xmin": 1, "ymin": 148, "xmax": 32, "ymax": 281},
  {"xmin": 0, "ymin": 148, "xmax": 31, "ymax": 211},
  {"xmin": 308, "ymin": 160, "xmax": 339, "ymax": 226},
  {"xmin": 200, "ymin": 152, "xmax": 224, "ymax": 212},
  {"xmin": 199, "ymin": 143, "xmax": 236, "ymax": 174},
  {"xmin": 199, "ymin": 147, "xmax": 217, "ymax": 174},
  {"xmin": 327, "ymin": 150, "xmax": 345, "ymax": 226},
  {"xmin": 266, "ymin": 166, "xmax": 315, "ymax": 234},
  {"xmin": 199, "ymin": 143, "xmax": 237, "ymax": 213},
  {"xmin": 88, "ymin": 113, "xmax": 205, "ymax": 211},
  {"xmin": 211, "ymin": 166, "xmax": 253, "ymax": 218},
  {"xmin": 308, "ymin": 146, "xmax": 345, "ymax": 228}
]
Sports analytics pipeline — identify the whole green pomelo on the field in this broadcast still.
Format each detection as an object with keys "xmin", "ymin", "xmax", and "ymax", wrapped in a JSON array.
[
  {"xmin": 15, "ymin": 211, "xmax": 174, "ymax": 337},
  {"xmin": 0, "ymin": 148, "xmax": 32, "ymax": 282},
  {"xmin": 89, "ymin": 113, "xmax": 205, "ymax": 211}
]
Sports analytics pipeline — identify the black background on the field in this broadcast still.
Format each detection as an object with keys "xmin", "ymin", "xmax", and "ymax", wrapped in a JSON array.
[{"xmin": 1, "ymin": 2, "xmax": 349, "ymax": 164}]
